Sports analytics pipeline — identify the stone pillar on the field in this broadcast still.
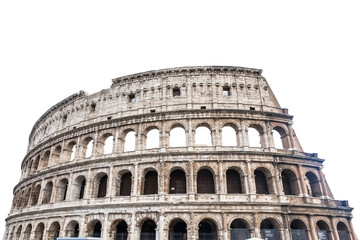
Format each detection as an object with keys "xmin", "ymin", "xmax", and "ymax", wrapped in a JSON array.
[
  {"xmin": 108, "ymin": 167, "xmax": 114, "ymax": 198},
  {"xmin": 218, "ymin": 160, "xmax": 225, "ymax": 199},
  {"xmin": 307, "ymin": 215, "xmax": 318, "ymax": 240},
  {"xmin": 318, "ymin": 169, "xmax": 330, "ymax": 198},
  {"xmin": 129, "ymin": 212, "xmax": 137, "ymax": 239},
  {"xmin": 158, "ymin": 212, "xmax": 164, "ymax": 240},
  {"xmin": 159, "ymin": 161, "xmax": 165, "ymax": 201},
  {"xmin": 253, "ymin": 213, "xmax": 260, "ymax": 238},
  {"xmin": 187, "ymin": 118, "xmax": 193, "ymax": 148},
  {"xmin": 297, "ymin": 165, "xmax": 308, "ymax": 196},
  {"xmin": 330, "ymin": 217, "xmax": 340, "ymax": 240},
  {"xmin": 79, "ymin": 215, "xmax": 86, "ymax": 237},
  {"xmin": 246, "ymin": 160, "xmax": 255, "ymax": 201},
  {"xmin": 222, "ymin": 213, "xmax": 228, "ymax": 240},
  {"xmin": 91, "ymin": 130, "xmax": 99, "ymax": 157},
  {"xmin": 241, "ymin": 120, "xmax": 249, "ymax": 150},
  {"xmin": 274, "ymin": 162, "xmax": 283, "ymax": 197},
  {"xmin": 131, "ymin": 163, "xmax": 138, "ymax": 201},
  {"xmin": 188, "ymin": 160, "xmax": 195, "ymax": 200},
  {"xmin": 114, "ymin": 128, "xmax": 120, "ymax": 153},
  {"xmin": 266, "ymin": 121, "xmax": 275, "ymax": 150},
  {"xmin": 102, "ymin": 212, "xmax": 109, "ymax": 240}
]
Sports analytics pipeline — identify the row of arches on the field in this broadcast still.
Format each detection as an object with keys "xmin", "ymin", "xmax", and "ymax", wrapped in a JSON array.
[
  {"xmin": 22, "ymin": 122, "xmax": 293, "ymax": 178},
  {"xmin": 13, "ymin": 166, "xmax": 324, "ymax": 210},
  {"xmin": 7, "ymin": 217, "xmax": 352, "ymax": 240}
]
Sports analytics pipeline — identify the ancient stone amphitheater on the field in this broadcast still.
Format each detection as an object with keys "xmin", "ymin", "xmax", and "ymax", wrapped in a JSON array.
[{"xmin": 3, "ymin": 66, "xmax": 357, "ymax": 240}]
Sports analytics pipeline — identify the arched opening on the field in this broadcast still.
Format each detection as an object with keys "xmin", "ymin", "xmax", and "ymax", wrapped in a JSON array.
[
  {"xmin": 226, "ymin": 169, "xmax": 242, "ymax": 194},
  {"xmin": 255, "ymin": 169, "xmax": 269, "ymax": 194},
  {"xmin": 290, "ymin": 219, "xmax": 309, "ymax": 240},
  {"xmin": 8, "ymin": 226, "xmax": 15, "ymax": 240},
  {"xmin": 169, "ymin": 169, "xmax": 186, "ymax": 194},
  {"xmin": 197, "ymin": 169, "xmax": 215, "ymax": 194},
  {"xmin": 198, "ymin": 219, "xmax": 217, "ymax": 240},
  {"xmin": 119, "ymin": 172, "xmax": 132, "ymax": 196},
  {"xmin": 104, "ymin": 135, "xmax": 114, "ymax": 154},
  {"xmin": 84, "ymin": 138, "xmax": 94, "ymax": 158},
  {"xmin": 195, "ymin": 126, "xmax": 212, "ymax": 146},
  {"xmin": 143, "ymin": 171, "xmax": 158, "ymax": 195},
  {"xmin": 72, "ymin": 175, "xmax": 86, "ymax": 200},
  {"xmin": 42, "ymin": 182, "xmax": 53, "ymax": 204},
  {"xmin": 65, "ymin": 141, "xmax": 77, "ymax": 161},
  {"xmin": 92, "ymin": 221, "xmax": 102, "ymax": 238},
  {"xmin": 305, "ymin": 172, "xmax": 322, "ymax": 197},
  {"xmin": 124, "ymin": 131, "xmax": 136, "ymax": 152},
  {"xmin": 15, "ymin": 226, "xmax": 22, "ymax": 240},
  {"xmin": 66, "ymin": 221, "xmax": 80, "ymax": 237},
  {"xmin": 230, "ymin": 219, "xmax": 250, "ymax": 240},
  {"xmin": 40, "ymin": 151, "xmax": 50, "ymax": 169},
  {"xmin": 34, "ymin": 223, "xmax": 44, "ymax": 240},
  {"xmin": 114, "ymin": 220, "xmax": 128, "ymax": 240},
  {"xmin": 337, "ymin": 222, "xmax": 350, "ymax": 240},
  {"xmin": 22, "ymin": 188, "xmax": 31, "ymax": 207},
  {"xmin": 281, "ymin": 169, "xmax": 300, "ymax": 195},
  {"xmin": 51, "ymin": 146, "xmax": 61, "ymax": 164},
  {"xmin": 273, "ymin": 126, "xmax": 290, "ymax": 149},
  {"xmin": 141, "ymin": 219, "xmax": 156, "ymax": 240},
  {"xmin": 23, "ymin": 224, "xmax": 32, "ymax": 240},
  {"xmin": 48, "ymin": 222, "xmax": 60, "ymax": 240},
  {"xmin": 248, "ymin": 126, "xmax": 262, "ymax": 148},
  {"xmin": 57, "ymin": 178, "xmax": 69, "ymax": 201},
  {"xmin": 168, "ymin": 219, "xmax": 187, "ymax": 240},
  {"xmin": 169, "ymin": 127, "xmax": 186, "ymax": 147},
  {"xmin": 97, "ymin": 174, "xmax": 108, "ymax": 198},
  {"xmin": 260, "ymin": 219, "xmax": 280, "ymax": 240},
  {"xmin": 222, "ymin": 126, "xmax": 237, "ymax": 146},
  {"xmin": 146, "ymin": 128, "xmax": 160, "ymax": 149},
  {"xmin": 30, "ymin": 185, "xmax": 41, "ymax": 205},
  {"xmin": 316, "ymin": 220, "xmax": 331, "ymax": 240},
  {"xmin": 33, "ymin": 156, "xmax": 40, "ymax": 172}
]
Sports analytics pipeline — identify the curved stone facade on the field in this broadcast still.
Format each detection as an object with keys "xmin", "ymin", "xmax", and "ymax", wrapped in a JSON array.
[{"xmin": 3, "ymin": 66, "xmax": 357, "ymax": 240}]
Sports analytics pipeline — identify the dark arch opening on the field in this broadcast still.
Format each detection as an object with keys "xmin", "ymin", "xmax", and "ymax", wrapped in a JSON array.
[
  {"xmin": 197, "ymin": 169, "xmax": 215, "ymax": 194},
  {"xmin": 49, "ymin": 222, "xmax": 60, "ymax": 240},
  {"xmin": 290, "ymin": 219, "xmax": 309, "ymax": 240},
  {"xmin": 34, "ymin": 223, "xmax": 44, "ymax": 240},
  {"xmin": 93, "ymin": 221, "xmax": 102, "ymax": 238},
  {"xmin": 79, "ymin": 179, "xmax": 86, "ymax": 199},
  {"xmin": 198, "ymin": 219, "xmax": 217, "ymax": 240},
  {"xmin": 97, "ymin": 175, "xmax": 108, "ymax": 198},
  {"xmin": 120, "ymin": 172, "xmax": 132, "ymax": 196},
  {"xmin": 226, "ymin": 169, "xmax": 242, "ymax": 194},
  {"xmin": 281, "ymin": 169, "xmax": 300, "ymax": 195},
  {"xmin": 114, "ymin": 220, "xmax": 128, "ymax": 240},
  {"xmin": 141, "ymin": 220, "xmax": 156, "ymax": 240},
  {"xmin": 143, "ymin": 171, "xmax": 158, "ymax": 195},
  {"xmin": 255, "ymin": 170, "xmax": 269, "ymax": 194},
  {"xmin": 169, "ymin": 170, "xmax": 186, "ymax": 194},
  {"xmin": 337, "ymin": 222, "xmax": 350, "ymax": 240},
  {"xmin": 305, "ymin": 172, "xmax": 322, "ymax": 197},
  {"xmin": 168, "ymin": 219, "xmax": 187, "ymax": 240},
  {"xmin": 230, "ymin": 219, "xmax": 250, "ymax": 239},
  {"xmin": 260, "ymin": 219, "xmax": 279, "ymax": 240},
  {"xmin": 316, "ymin": 220, "xmax": 330, "ymax": 240}
]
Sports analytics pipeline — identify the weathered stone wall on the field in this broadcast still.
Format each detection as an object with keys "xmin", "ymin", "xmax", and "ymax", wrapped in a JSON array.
[{"xmin": 3, "ymin": 66, "xmax": 357, "ymax": 240}]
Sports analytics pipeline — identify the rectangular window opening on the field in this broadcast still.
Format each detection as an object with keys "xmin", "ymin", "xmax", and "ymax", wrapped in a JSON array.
[
  {"xmin": 107, "ymin": 116, "xmax": 112, "ymax": 120},
  {"xmin": 129, "ymin": 94, "xmax": 135, "ymax": 103},
  {"xmin": 173, "ymin": 88, "xmax": 181, "ymax": 97},
  {"xmin": 150, "ymin": 109, "xmax": 156, "ymax": 113},
  {"xmin": 201, "ymin": 106, "xmax": 206, "ymax": 109},
  {"xmin": 250, "ymin": 107, "xmax": 255, "ymax": 110},
  {"xmin": 223, "ymin": 86, "xmax": 231, "ymax": 96}
]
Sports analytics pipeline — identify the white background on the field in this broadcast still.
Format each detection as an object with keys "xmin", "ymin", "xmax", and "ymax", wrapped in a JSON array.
[{"xmin": 0, "ymin": 0, "xmax": 359, "ymax": 237}]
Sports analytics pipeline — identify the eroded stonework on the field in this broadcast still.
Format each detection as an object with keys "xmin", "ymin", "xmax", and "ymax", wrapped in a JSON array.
[{"xmin": 3, "ymin": 66, "xmax": 357, "ymax": 240}]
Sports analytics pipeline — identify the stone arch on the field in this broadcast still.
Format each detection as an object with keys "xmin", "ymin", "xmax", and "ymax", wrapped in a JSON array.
[
  {"xmin": 316, "ymin": 220, "xmax": 331, "ymax": 240},
  {"xmin": 23, "ymin": 224, "xmax": 32, "ymax": 240},
  {"xmin": 65, "ymin": 220, "xmax": 80, "ymax": 237},
  {"xmin": 8, "ymin": 225, "xmax": 15, "ymax": 240},
  {"xmin": 337, "ymin": 221, "xmax": 350, "ymax": 240},
  {"xmin": 145, "ymin": 126, "xmax": 160, "ymax": 149},
  {"xmin": 168, "ymin": 218, "xmax": 187, "ymax": 240},
  {"xmin": 281, "ymin": 169, "xmax": 300, "ymax": 195},
  {"xmin": 305, "ymin": 171, "xmax": 322, "ymax": 197},
  {"xmin": 226, "ymin": 168, "xmax": 244, "ymax": 194},
  {"xmin": 48, "ymin": 221, "xmax": 61, "ymax": 240},
  {"xmin": 71, "ymin": 175, "xmax": 86, "ymax": 200},
  {"xmin": 195, "ymin": 123, "xmax": 212, "ymax": 146},
  {"xmin": 110, "ymin": 219, "xmax": 128, "ymax": 240},
  {"xmin": 15, "ymin": 225, "xmax": 22, "ymax": 240},
  {"xmin": 39, "ymin": 150, "xmax": 50, "ymax": 169},
  {"xmin": 87, "ymin": 219, "xmax": 102, "ymax": 238},
  {"xmin": 93, "ymin": 172, "xmax": 108, "ymax": 198},
  {"xmin": 32, "ymin": 155, "xmax": 40, "ymax": 172},
  {"xmin": 21, "ymin": 188, "xmax": 31, "ymax": 207},
  {"xmin": 169, "ymin": 168, "xmax": 187, "ymax": 194},
  {"xmin": 42, "ymin": 181, "xmax": 53, "ymax": 204},
  {"xmin": 34, "ymin": 222, "xmax": 45, "ymax": 240},
  {"xmin": 221, "ymin": 123, "xmax": 239, "ymax": 147},
  {"xmin": 123, "ymin": 129, "xmax": 136, "ymax": 152},
  {"xmin": 56, "ymin": 178, "xmax": 69, "ymax": 201},
  {"xmin": 248, "ymin": 123, "xmax": 265, "ymax": 148},
  {"xmin": 254, "ymin": 167, "xmax": 275, "ymax": 194},
  {"xmin": 272, "ymin": 125, "xmax": 290, "ymax": 149},
  {"xmin": 140, "ymin": 219, "xmax": 157, "ymax": 240},
  {"xmin": 51, "ymin": 145, "xmax": 62, "ymax": 165},
  {"xmin": 117, "ymin": 170, "xmax": 132, "ymax": 196},
  {"xmin": 197, "ymin": 168, "xmax": 215, "ymax": 194},
  {"xmin": 30, "ymin": 184, "xmax": 41, "ymax": 206},
  {"xmin": 290, "ymin": 219, "xmax": 309, "ymax": 240},
  {"xmin": 142, "ymin": 169, "xmax": 158, "ymax": 195},
  {"xmin": 81, "ymin": 136, "xmax": 94, "ymax": 158},
  {"xmin": 64, "ymin": 141, "xmax": 77, "ymax": 162},
  {"xmin": 103, "ymin": 134, "xmax": 115, "ymax": 154},
  {"xmin": 198, "ymin": 218, "xmax": 218, "ymax": 240},
  {"xmin": 230, "ymin": 218, "xmax": 251, "ymax": 240},
  {"xmin": 169, "ymin": 124, "xmax": 186, "ymax": 147},
  {"xmin": 260, "ymin": 218, "xmax": 281, "ymax": 240}
]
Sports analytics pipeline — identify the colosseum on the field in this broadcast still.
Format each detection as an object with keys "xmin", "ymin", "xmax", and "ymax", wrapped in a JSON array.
[{"xmin": 3, "ymin": 66, "xmax": 357, "ymax": 240}]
